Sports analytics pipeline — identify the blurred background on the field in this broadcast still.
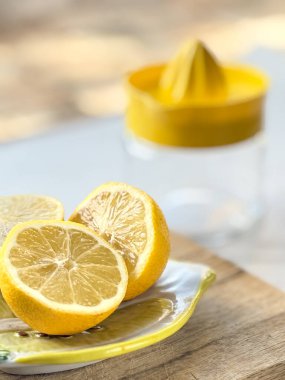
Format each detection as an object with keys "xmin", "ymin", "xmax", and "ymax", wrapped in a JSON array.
[{"xmin": 1, "ymin": 0, "xmax": 285, "ymax": 142}]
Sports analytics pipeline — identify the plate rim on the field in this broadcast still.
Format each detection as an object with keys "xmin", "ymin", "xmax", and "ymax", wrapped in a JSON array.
[{"xmin": 2, "ymin": 260, "xmax": 215, "ymax": 366}]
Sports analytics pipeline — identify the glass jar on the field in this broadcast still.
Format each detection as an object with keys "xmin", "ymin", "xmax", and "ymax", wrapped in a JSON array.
[
  {"xmin": 123, "ymin": 129, "xmax": 265, "ymax": 246},
  {"xmin": 124, "ymin": 40, "xmax": 268, "ymax": 246}
]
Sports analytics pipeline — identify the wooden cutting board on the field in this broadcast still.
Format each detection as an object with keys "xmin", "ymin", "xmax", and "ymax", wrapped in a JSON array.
[{"xmin": 1, "ymin": 234, "xmax": 285, "ymax": 380}]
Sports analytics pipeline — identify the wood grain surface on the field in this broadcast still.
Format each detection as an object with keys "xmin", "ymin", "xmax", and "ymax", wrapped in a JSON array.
[{"xmin": 1, "ymin": 233, "xmax": 285, "ymax": 380}]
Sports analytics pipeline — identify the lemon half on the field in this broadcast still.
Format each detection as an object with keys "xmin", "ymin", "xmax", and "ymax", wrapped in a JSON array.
[
  {"xmin": 0, "ymin": 220, "xmax": 128, "ymax": 335},
  {"xmin": 70, "ymin": 182, "xmax": 170, "ymax": 300},
  {"xmin": 0, "ymin": 195, "xmax": 64, "ymax": 246}
]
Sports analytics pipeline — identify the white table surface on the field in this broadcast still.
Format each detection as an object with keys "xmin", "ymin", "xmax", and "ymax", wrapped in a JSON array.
[{"xmin": 0, "ymin": 47, "xmax": 284, "ymax": 291}]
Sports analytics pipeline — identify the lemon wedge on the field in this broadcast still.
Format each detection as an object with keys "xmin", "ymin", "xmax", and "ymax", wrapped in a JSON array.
[{"xmin": 70, "ymin": 182, "xmax": 170, "ymax": 300}]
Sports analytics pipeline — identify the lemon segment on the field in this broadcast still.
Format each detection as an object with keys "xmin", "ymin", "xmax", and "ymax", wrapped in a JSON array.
[
  {"xmin": 0, "ymin": 195, "xmax": 64, "ymax": 246},
  {"xmin": 0, "ymin": 221, "xmax": 128, "ymax": 335},
  {"xmin": 69, "ymin": 182, "xmax": 170, "ymax": 300}
]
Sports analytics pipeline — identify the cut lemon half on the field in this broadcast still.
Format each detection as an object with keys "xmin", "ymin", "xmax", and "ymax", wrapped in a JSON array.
[
  {"xmin": 69, "ymin": 182, "xmax": 170, "ymax": 300},
  {"xmin": 0, "ymin": 195, "xmax": 64, "ymax": 246},
  {"xmin": 0, "ymin": 221, "xmax": 128, "ymax": 335}
]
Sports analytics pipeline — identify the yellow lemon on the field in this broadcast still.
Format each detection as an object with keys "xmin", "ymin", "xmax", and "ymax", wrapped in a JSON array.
[
  {"xmin": 0, "ymin": 195, "xmax": 64, "ymax": 246},
  {"xmin": 0, "ymin": 220, "xmax": 128, "ymax": 335},
  {"xmin": 69, "ymin": 182, "xmax": 170, "ymax": 300}
]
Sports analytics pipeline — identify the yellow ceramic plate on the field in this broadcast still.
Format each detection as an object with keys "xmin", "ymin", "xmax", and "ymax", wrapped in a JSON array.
[{"xmin": 0, "ymin": 260, "xmax": 215, "ymax": 375}]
